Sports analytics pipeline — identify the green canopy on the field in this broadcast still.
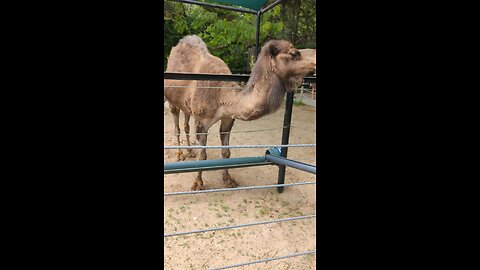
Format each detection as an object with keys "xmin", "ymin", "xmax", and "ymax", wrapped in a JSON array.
[{"xmin": 206, "ymin": 0, "xmax": 269, "ymax": 11}]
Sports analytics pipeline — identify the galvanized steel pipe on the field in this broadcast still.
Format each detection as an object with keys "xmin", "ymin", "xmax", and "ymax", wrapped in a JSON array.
[{"xmin": 164, "ymin": 156, "xmax": 271, "ymax": 174}]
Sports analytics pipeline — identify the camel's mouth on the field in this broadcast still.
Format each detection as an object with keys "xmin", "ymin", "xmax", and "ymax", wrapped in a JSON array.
[{"xmin": 309, "ymin": 59, "xmax": 316, "ymax": 71}]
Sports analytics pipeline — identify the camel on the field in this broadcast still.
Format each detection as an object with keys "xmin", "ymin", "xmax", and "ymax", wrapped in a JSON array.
[{"xmin": 164, "ymin": 35, "xmax": 316, "ymax": 191}]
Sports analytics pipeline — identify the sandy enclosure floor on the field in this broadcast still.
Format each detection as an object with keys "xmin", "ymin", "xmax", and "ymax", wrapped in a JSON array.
[{"xmin": 164, "ymin": 100, "xmax": 317, "ymax": 270}]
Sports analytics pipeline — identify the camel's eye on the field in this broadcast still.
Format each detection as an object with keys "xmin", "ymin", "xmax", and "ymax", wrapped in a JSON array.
[{"xmin": 289, "ymin": 51, "xmax": 300, "ymax": 60}]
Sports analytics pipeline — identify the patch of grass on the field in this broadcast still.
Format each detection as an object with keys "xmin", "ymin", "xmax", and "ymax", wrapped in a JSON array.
[{"xmin": 293, "ymin": 99, "xmax": 303, "ymax": 106}]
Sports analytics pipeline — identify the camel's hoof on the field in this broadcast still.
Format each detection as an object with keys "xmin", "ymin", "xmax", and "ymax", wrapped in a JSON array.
[
  {"xmin": 176, "ymin": 151, "xmax": 185, "ymax": 161},
  {"xmin": 223, "ymin": 176, "xmax": 238, "ymax": 188},
  {"xmin": 191, "ymin": 183, "xmax": 205, "ymax": 191}
]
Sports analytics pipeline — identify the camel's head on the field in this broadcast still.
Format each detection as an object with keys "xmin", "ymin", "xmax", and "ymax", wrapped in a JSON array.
[{"xmin": 260, "ymin": 40, "xmax": 316, "ymax": 81}]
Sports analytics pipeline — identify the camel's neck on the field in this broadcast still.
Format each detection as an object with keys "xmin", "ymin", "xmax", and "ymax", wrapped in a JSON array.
[{"xmin": 225, "ymin": 73, "xmax": 287, "ymax": 121}]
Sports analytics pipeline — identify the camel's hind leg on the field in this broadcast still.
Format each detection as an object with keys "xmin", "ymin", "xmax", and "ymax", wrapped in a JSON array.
[
  {"xmin": 169, "ymin": 105, "xmax": 185, "ymax": 161},
  {"xmin": 191, "ymin": 121, "xmax": 208, "ymax": 191},
  {"xmin": 220, "ymin": 118, "xmax": 238, "ymax": 188},
  {"xmin": 183, "ymin": 113, "xmax": 196, "ymax": 159}
]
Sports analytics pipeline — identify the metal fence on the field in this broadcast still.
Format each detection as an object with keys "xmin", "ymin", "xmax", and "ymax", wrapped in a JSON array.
[{"xmin": 163, "ymin": 72, "xmax": 316, "ymax": 269}]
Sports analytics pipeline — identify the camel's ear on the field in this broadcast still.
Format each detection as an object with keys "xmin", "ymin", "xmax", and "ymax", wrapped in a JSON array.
[{"xmin": 268, "ymin": 43, "xmax": 279, "ymax": 57}]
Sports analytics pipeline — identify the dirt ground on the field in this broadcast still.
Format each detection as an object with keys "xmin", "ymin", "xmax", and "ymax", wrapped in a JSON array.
[{"xmin": 163, "ymin": 100, "xmax": 317, "ymax": 270}]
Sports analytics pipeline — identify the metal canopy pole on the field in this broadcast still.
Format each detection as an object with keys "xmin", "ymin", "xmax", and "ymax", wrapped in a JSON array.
[
  {"xmin": 265, "ymin": 154, "xmax": 316, "ymax": 175},
  {"xmin": 254, "ymin": 11, "xmax": 262, "ymax": 62},
  {"xmin": 277, "ymin": 92, "xmax": 295, "ymax": 193},
  {"xmin": 260, "ymin": 0, "xmax": 283, "ymax": 14}
]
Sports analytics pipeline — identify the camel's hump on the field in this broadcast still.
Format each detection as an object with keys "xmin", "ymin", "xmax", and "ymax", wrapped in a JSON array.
[{"xmin": 177, "ymin": 35, "xmax": 209, "ymax": 53}]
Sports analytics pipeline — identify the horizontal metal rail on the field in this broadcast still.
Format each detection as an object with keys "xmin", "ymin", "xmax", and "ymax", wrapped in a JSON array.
[
  {"xmin": 170, "ymin": 0, "xmax": 258, "ymax": 14},
  {"xmin": 163, "ymin": 85, "xmax": 315, "ymax": 91},
  {"xmin": 163, "ymin": 143, "xmax": 316, "ymax": 149},
  {"xmin": 164, "ymin": 72, "xmax": 317, "ymax": 84},
  {"xmin": 265, "ymin": 155, "xmax": 316, "ymax": 174},
  {"xmin": 164, "ymin": 147, "xmax": 316, "ymax": 174},
  {"xmin": 164, "ymin": 214, "xmax": 316, "ymax": 237},
  {"xmin": 260, "ymin": 0, "xmax": 283, "ymax": 14},
  {"xmin": 164, "ymin": 181, "xmax": 316, "ymax": 196},
  {"xmin": 162, "ymin": 126, "xmax": 293, "ymax": 136},
  {"xmin": 164, "ymin": 72, "xmax": 250, "ymax": 82},
  {"xmin": 210, "ymin": 250, "xmax": 316, "ymax": 270},
  {"xmin": 163, "ymin": 85, "xmax": 244, "ymax": 90},
  {"xmin": 164, "ymin": 156, "xmax": 271, "ymax": 174}
]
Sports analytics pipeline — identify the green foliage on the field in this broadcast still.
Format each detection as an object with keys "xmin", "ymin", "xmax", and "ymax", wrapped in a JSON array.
[
  {"xmin": 163, "ymin": 0, "xmax": 316, "ymax": 72},
  {"xmin": 280, "ymin": 0, "xmax": 316, "ymax": 48}
]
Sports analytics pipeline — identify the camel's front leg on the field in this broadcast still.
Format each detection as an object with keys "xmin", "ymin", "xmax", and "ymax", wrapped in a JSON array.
[
  {"xmin": 183, "ymin": 113, "xmax": 196, "ymax": 159},
  {"xmin": 170, "ymin": 106, "xmax": 185, "ymax": 161},
  {"xmin": 220, "ymin": 118, "xmax": 238, "ymax": 188},
  {"xmin": 191, "ymin": 121, "xmax": 208, "ymax": 191}
]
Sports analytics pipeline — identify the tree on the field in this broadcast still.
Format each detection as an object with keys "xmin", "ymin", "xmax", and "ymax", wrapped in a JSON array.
[
  {"xmin": 163, "ymin": 0, "xmax": 316, "ymax": 71},
  {"xmin": 280, "ymin": 0, "xmax": 316, "ymax": 48}
]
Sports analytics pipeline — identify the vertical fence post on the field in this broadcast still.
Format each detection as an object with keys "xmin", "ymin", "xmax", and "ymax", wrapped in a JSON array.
[{"xmin": 277, "ymin": 92, "xmax": 295, "ymax": 193}]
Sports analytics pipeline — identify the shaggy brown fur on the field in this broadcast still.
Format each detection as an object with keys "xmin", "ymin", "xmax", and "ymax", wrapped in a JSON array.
[{"xmin": 164, "ymin": 35, "xmax": 316, "ymax": 191}]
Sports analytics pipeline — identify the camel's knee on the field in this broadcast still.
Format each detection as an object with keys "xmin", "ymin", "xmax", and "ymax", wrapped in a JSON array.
[
  {"xmin": 174, "ymin": 126, "xmax": 181, "ymax": 135},
  {"xmin": 169, "ymin": 105, "xmax": 180, "ymax": 114},
  {"xmin": 221, "ymin": 149, "xmax": 231, "ymax": 158},
  {"xmin": 199, "ymin": 150, "xmax": 207, "ymax": 160}
]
